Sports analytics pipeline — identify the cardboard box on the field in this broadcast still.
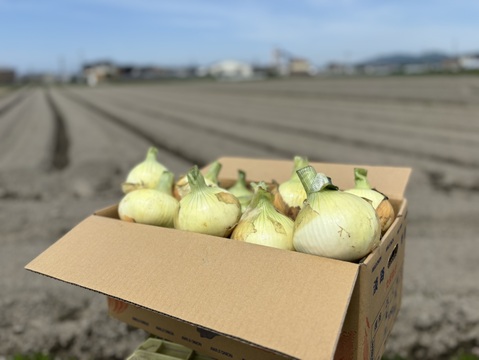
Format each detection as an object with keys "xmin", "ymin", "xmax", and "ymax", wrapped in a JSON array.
[{"xmin": 25, "ymin": 157, "xmax": 411, "ymax": 360}]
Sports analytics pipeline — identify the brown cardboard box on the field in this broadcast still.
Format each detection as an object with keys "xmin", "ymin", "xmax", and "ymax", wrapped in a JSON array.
[{"xmin": 25, "ymin": 157, "xmax": 411, "ymax": 360}]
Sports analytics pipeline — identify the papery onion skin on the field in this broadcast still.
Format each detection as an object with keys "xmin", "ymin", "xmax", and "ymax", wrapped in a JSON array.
[
  {"xmin": 173, "ymin": 175, "xmax": 217, "ymax": 200},
  {"xmin": 344, "ymin": 168, "xmax": 395, "ymax": 234},
  {"xmin": 174, "ymin": 166, "xmax": 241, "ymax": 237},
  {"xmin": 118, "ymin": 189, "xmax": 179, "ymax": 228},
  {"xmin": 293, "ymin": 166, "xmax": 381, "ymax": 262},
  {"xmin": 231, "ymin": 182, "xmax": 294, "ymax": 250},
  {"xmin": 376, "ymin": 200, "xmax": 395, "ymax": 234},
  {"xmin": 173, "ymin": 160, "xmax": 222, "ymax": 200},
  {"xmin": 293, "ymin": 191, "xmax": 380, "ymax": 261},
  {"xmin": 122, "ymin": 147, "xmax": 168, "ymax": 194},
  {"xmin": 273, "ymin": 156, "xmax": 308, "ymax": 220}
]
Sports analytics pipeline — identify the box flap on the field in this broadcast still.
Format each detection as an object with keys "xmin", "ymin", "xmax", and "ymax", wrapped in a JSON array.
[
  {"xmin": 26, "ymin": 215, "xmax": 358, "ymax": 359},
  {"xmin": 214, "ymin": 157, "xmax": 411, "ymax": 200}
]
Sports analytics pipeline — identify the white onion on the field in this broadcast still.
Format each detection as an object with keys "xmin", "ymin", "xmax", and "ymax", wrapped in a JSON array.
[
  {"xmin": 231, "ymin": 182, "xmax": 294, "ymax": 250},
  {"xmin": 174, "ymin": 166, "xmax": 241, "ymax": 237},
  {"xmin": 293, "ymin": 166, "xmax": 381, "ymax": 262},
  {"xmin": 122, "ymin": 147, "xmax": 168, "ymax": 194},
  {"xmin": 118, "ymin": 171, "xmax": 178, "ymax": 228}
]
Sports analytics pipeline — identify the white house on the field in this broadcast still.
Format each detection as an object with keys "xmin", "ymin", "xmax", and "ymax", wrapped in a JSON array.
[
  {"xmin": 82, "ymin": 61, "xmax": 117, "ymax": 86},
  {"xmin": 458, "ymin": 55, "xmax": 479, "ymax": 70},
  {"xmin": 198, "ymin": 60, "xmax": 254, "ymax": 79}
]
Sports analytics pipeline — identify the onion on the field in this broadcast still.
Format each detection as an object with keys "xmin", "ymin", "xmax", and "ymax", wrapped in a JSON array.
[
  {"xmin": 174, "ymin": 166, "xmax": 241, "ymax": 237},
  {"xmin": 293, "ymin": 166, "xmax": 381, "ymax": 262},
  {"xmin": 118, "ymin": 171, "xmax": 178, "ymax": 228},
  {"xmin": 173, "ymin": 160, "xmax": 222, "ymax": 200},
  {"xmin": 273, "ymin": 156, "xmax": 308, "ymax": 220},
  {"xmin": 121, "ymin": 147, "xmax": 168, "ymax": 194},
  {"xmin": 344, "ymin": 168, "xmax": 395, "ymax": 234},
  {"xmin": 228, "ymin": 170, "xmax": 253, "ymax": 212},
  {"xmin": 231, "ymin": 182, "xmax": 294, "ymax": 250}
]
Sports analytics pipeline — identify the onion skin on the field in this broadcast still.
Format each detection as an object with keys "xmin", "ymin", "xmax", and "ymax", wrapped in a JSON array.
[
  {"xmin": 119, "ymin": 171, "xmax": 178, "ymax": 228},
  {"xmin": 174, "ymin": 166, "xmax": 241, "ymax": 237},
  {"xmin": 231, "ymin": 182, "xmax": 294, "ymax": 250},
  {"xmin": 293, "ymin": 191, "xmax": 381, "ymax": 261},
  {"xmin": 118, "ymin": 189, "xmax": 179, "ymax": 228},
  {"xmin": 273, "ymin": 156, "xmax": 308, "ymax": 220},
  {"xmin": 173, "ymin": 175, "xmax": 217, "ymax": 200},
  {"xmin": 344, "ymin": 168, "xmax": 395, "ymax": 234},
  {"xmin": 293, "ymin": 166, "xmax": 381, "ymax": 262},
  {"xmin": 121, "ymin": 147, "xmax": 167, "ymax": 194},
  {"xmin": 376, "ymin": 199, "xmax": 395, "ymax": 234},
  {"xmin": 173, "ymin": 160, "xmax": 222, "ymax": 200},
  {"xmin": 345, "ymin": 188, "xmax": 395, "ymax": 234}
]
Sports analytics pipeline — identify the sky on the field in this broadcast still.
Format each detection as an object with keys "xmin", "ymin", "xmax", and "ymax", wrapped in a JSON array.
[{"xmin": 1, "ymin": 0, "xmax": 479, "ymax": 75}]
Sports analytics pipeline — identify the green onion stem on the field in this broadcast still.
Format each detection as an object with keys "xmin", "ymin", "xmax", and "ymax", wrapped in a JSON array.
[{"xmin": 354, "ymin": 168, "xmax": 372, "ymax": 190}]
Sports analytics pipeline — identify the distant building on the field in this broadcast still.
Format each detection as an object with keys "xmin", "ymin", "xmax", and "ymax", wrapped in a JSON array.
[
  {"xmin": 403, "ymin": 63, "xmax": 432, "ymax": 75},
  {"xmin": 251, "ymin": 64, "xmax": 278, "ymax": 78},
  {"xmin": 198, "ymin": 60, "xmax": 254, "ymax": 80},
  {"xmin": 458, "ymin": 54, "xmax": 479, "ymax": 70},
  {"xmin": 82, "ymin": 60, "xmax": 117, "ymax": 86},
  {"xmin": 117, "ymin": 65, "xmax": 164, "ymax": 80},
  {"xmin": 116, "ymin": 64, "xmax": 197, "ymax": 80},
  {"xmin": 0, "ymin": 68, "xmax": 15, "ymax": 84},
  {"xmin": 441, "ymin": 58, "xmax": 461, "ymax": 73},
  {"xmin": 288, "ymin": 58, "xmax": 312, "ymax": 76},
  {"xmin": 270, "ymin": 48, "xmax": 316, "ymax": 76},
  {"xmin": 325, "ymin": 62, "xmax": 357, "ymax": 75}
]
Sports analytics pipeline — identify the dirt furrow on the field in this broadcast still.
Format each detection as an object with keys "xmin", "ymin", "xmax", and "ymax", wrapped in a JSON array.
[
  {"xmin": 0, "ymin": 88, "xmax": 55, "ymax": 170},
  {"xmin": 46, "ymin": 89, "xmax": 191, "ymax": 195},
  {"xmin": 170, "ymin": 88, "xmax": 479, "ymax": 138},
  {"xmin": 73, "ymin": 91, "xmax": 294, "ymax": 158},
  {"xmin": 0, "ymin": 87, "xmax": 30, "ymax": 118},
  {"xmin": 61, "ymin": 87, "xmax": 286, "ymax": 168},
  {"xmin": 45, "ymin": 88, "xmax": 70, "ymax": 170},
  {"xmin": 90, "ymin": 85, "xmax": 479, "ymax": 174},
  {"xmin": 118, "ymin": 82, "xmax": 479, "ymax": 133},
  {"xmin": 189, "ymin": 76, "xmax": 479, "ymax": 106},
  {"xmin": 61, "ymin": 88, "xmax": 210, "ymax": 168}
]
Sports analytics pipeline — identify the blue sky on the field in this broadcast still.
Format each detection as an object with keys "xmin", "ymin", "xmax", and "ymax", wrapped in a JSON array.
[{"xmin": 1, "ymin": 0, "xmax": 479, "ymax": 74}]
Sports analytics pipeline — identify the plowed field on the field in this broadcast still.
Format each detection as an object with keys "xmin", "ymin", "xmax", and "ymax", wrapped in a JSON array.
[{"xmin": 1, "ymin": 76, "xmax": 479, "ymax": 359}]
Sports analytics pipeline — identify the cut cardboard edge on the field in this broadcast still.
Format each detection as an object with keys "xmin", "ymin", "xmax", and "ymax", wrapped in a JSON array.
[{"xmin": 24, "ymin": 213, "xmax": 360, "ymax": 360}]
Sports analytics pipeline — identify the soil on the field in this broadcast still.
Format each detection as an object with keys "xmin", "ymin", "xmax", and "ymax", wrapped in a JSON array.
[{"xmin": 1, "ymin": 77, "xmax": 479, "ymax": 359}]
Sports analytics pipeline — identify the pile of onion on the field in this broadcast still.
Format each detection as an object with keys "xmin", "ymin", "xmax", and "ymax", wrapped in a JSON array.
[{"xmin": 117, "ymin": 151, "xmax": 396, "ymax": 263}]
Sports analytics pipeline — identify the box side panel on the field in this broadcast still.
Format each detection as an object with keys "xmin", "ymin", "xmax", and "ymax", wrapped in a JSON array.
[
  {"xmin": 334, "ymin": 280, "xmax": 361, "ymax": 360},
  {"xmin": 357, "ymin": 207, "xmax": 408, "ymax": 360},
  {"xmin": 107, "ymin": 297, "xmax": 291, "ymax": 360}
]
